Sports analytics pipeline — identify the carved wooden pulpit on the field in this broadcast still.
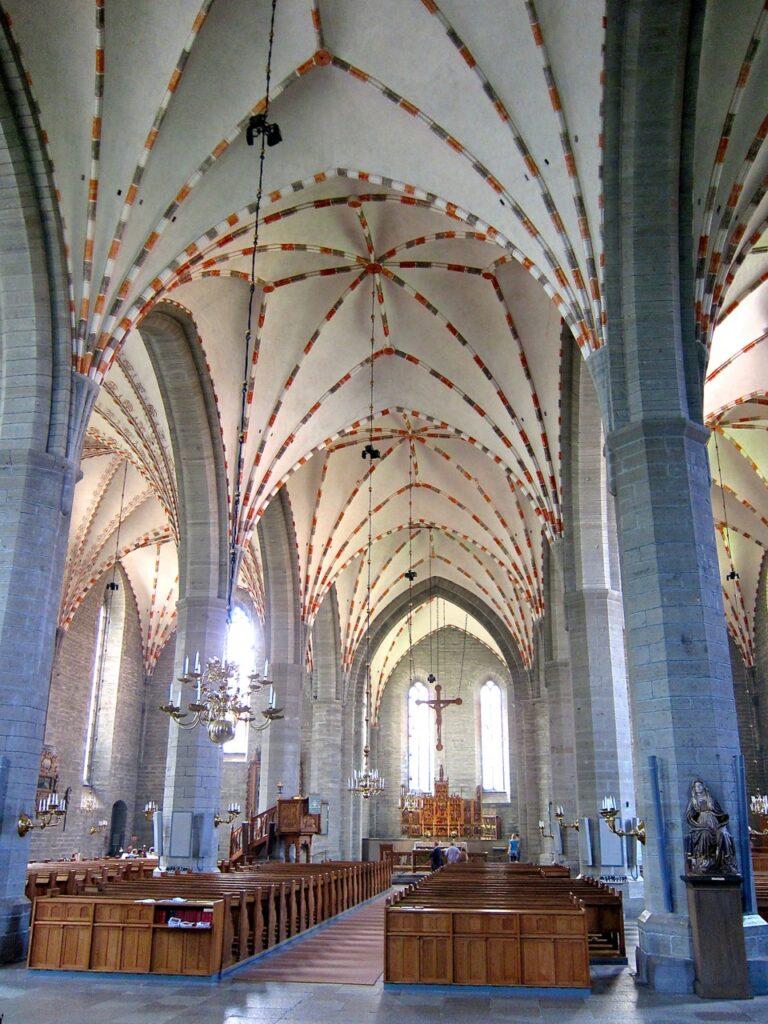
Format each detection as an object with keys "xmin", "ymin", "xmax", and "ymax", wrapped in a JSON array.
[{"xmin": 276, "ymin": 797, "xmax": 321, "ymax": 862}]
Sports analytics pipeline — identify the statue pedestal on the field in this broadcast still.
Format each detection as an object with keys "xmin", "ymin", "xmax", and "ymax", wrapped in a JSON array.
[{"xmin": 683, "ymin": 875, "xmax": 751, "ymax": 999}]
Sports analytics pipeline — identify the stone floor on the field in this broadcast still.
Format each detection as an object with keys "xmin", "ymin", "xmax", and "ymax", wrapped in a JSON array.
[{"xmin": 3, "ymin": 961, "xmax": 768, "ymax": 1024}]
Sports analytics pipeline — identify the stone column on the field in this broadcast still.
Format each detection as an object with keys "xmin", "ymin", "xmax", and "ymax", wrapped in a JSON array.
[
  {"xmin": 600, "ymin": 0, "xmax": 768, "ymax": 990},
  {"xmin": 515, "ymin": 694, "xmax": 551, "ymax": 864},
  {"xmin": 607, "ymin": 417, "xmax": 764, "ymax": 987},
  {"xmin": 543, "ymin": 543, "xmax": 578, "ymax": 869},
  {"xmin": 161, "ymin": 595, "xmax": 227, "ymax": 871},
  {"xmin": 565, "ymin": 588, "xmax": 635, "ymax": 873},
  {"xmin": 258, "ymin": 661, "xmax": 303, "ymax": 809},
  {"xmin": 308, "ymin": 698, "xmax": 344, "ymax": 859},
  {"xmin": 0, "ymin": 450, "xmax": 76, "ymax": 961}
]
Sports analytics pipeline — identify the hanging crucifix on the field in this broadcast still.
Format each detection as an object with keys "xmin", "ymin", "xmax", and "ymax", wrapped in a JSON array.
[{"xmin": 416, "ymin": 674, "xmax": 462, "ymax": 751}]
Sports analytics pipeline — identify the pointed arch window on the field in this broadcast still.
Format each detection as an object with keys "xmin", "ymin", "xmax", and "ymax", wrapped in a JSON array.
[
  {"xmin": 83, "ymin": 597, "xmax": 109, "ymax": 785},
  {"xmin": 83, "ymin": 580, "xmax": 125, "ymax": 786},
  {"xmin": 223, "ymin": 605, "xmax": 258, "ymax": 759},
  {"xmin": 480, "ymin": 680, "xmax": 506, "ymax": 792},
  {"xmin": 408, "ymin": 681, "xmax": 433, "ymax": 793}
]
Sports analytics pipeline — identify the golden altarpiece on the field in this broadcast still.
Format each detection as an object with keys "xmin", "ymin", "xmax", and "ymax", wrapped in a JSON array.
[{"xmin": 399, "ymin": 766, "xmax": 500, "ymax": 839}]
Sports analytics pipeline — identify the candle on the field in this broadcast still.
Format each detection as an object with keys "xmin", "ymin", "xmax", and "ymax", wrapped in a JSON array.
[
  {"xmin": 194, "ymin": 650, "xmax": 201, "ymax": 673},
  {"xmin": 169, "ymin": 679, "xmax": 174, "ymax": 703},
  {"xmin": 183, "ymin": 655, "xmax": 189, "ymax": 676},
  {"xmin": 538, "ymin": 819, "xmax": 544, "ymax": 829},
  {"xmin": 269, "ymin": 686, "xmax": 276, "ymax": 709},
  {"xmin": 264, "ymin": 659, "xmax": 269, "ymax": 678}
]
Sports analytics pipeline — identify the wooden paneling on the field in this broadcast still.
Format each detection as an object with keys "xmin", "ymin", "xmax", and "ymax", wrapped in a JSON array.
[
  {"xmin": 486, "ymin": 938, "xmax": 520, "ymax": 985},
  {"xmin": 59, "ymin": 923, "xmax": 91, "ymax": 970},
  {"xmin": 385, "ymin": 905, "xmax": 590, "ymax": 988},
  {"xmin": 28, "ymin": 925, "xmax": 64, "ymax": 969},
  {"xmin": 28, "ymin": 898, "xmax": 223, "ymax": 977}
]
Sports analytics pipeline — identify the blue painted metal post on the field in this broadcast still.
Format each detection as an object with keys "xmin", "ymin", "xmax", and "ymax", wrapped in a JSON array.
[
  {"xmin": 648, "ymin": 755, "xmax": 673, "ymax": 912},
  {"xmin": 733, "ymin": 753, "xmax": 758, "ymax": 915}
]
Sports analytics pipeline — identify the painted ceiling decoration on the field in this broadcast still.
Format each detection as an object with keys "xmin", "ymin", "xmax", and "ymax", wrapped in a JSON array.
[{"xmin": 6, "ymin": 0, "xmax": 766, "ymax": 683}]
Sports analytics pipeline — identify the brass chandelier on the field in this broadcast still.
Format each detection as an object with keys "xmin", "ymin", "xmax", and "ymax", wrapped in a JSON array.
[{"xmin": 160, "ymin": 655, "xmax": 283, "ymax": 745}]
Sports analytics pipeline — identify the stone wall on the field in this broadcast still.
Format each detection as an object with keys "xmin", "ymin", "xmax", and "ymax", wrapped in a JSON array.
[
  {"xmin": 132, "ymin": 634, "xmax": 175, "ymax": 850},
  {"xmin": 30, "ymin": 566, "xmax": 144, "ymax": 860},
  {"xmin": 748, "ymin": 552, "xmax": 768, "ymax": 788},
  {"xmin": 373, "ymin": 630, "xmax": 517, "ymax": 841}
]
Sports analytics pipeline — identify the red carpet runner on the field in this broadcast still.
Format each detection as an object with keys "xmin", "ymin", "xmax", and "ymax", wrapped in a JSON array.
[{"xmin": 234, "ymin": 894, "xmax": 387, "ymax": 985}]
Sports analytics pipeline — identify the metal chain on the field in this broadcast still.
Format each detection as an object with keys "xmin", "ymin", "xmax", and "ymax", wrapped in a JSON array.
[{"xmin": 229, "ymin": 0, "xmax": 280, "ymax": 618}]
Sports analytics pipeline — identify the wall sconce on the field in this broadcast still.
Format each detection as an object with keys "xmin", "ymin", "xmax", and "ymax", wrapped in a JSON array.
[
  {"xmin": 143, "ymin": 800, "xmax": 159, "ymax": 821},
  {"xmin": 277, "ymin": 780, "xmax": 284, "ymax": 796},
  {"xmin": 214, "ymin": 803, "xmax": 241, "ymax": 828},
  {"xmin": 537, "ymin": 818, "xmax": 554, "ymax": 839},
  {"xmin": 600, "ymin": 795, "xmax": 646, "ymax": 845},
  {"xmin": 555, "ymin": 805, "xmax": 580, "ymax": 831},
  {"xmin": 18, "ymin": 793, "xmax": 68, "ymax": 837},
  {"xmin": 89, "ymin": 819, "xmax": 109, "ymax": 835}
]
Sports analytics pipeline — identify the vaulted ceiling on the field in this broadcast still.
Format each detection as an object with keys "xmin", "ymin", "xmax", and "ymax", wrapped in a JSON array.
[{"xmin": 6, "ymin": 0, "xmax": 767, "ymax": 685}]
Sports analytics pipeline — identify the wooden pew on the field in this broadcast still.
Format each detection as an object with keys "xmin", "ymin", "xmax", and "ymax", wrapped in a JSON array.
[
  {"xmin": 27, "ymin": 860, "xmax": 390, "ymax": 976},
  {"xmin": 386, "ymin": 887, "xmax": 590, "ymax": 988},
  {"xmin": 384, "ymin": 863, "xmax": 623, "ymax": 987},
  {"xmin": 401, "ymin": 864, "xmax": 624, "ymax": 959},
  {"xmin": 26, "ymin": 859, "xmax": 156, "ymax": 904}
]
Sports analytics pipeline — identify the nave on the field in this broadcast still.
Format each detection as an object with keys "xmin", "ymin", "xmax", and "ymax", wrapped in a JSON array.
[
  {"xmin": 4, "ymin": 0, "xmax": 768, "ymax": 997},
  {"xmin": 3, "ymin": 901, "xmax": 768, "ymax": 1024}
]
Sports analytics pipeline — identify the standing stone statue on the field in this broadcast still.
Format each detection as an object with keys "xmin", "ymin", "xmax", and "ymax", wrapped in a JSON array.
[{"xmin": 684, "ymin": 778, "xmax": 738, "ymax": 875}]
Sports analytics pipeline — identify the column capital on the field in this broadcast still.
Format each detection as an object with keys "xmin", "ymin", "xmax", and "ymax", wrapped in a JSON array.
[
  {"xmin": 606, "ymin": 415, "xmax": 709, "ymax": 455},
  {"xmin": 175, "ymin": 595, "xmax": 228, "ymax": 614}
]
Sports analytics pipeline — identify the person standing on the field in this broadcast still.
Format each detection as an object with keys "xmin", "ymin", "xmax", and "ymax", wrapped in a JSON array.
[
  {"xmin": 508, "ymin": 833, "xmax": 521, "ymax": 862},
  {"xmin": 429, "ymin": 841, "xmax": 444, "ymax": 871},
  {"xmin": 445, "ymin": 841, "xmax": 462, "ymax": 864}
]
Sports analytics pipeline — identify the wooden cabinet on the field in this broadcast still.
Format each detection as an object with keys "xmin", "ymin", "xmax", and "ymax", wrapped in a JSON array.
[{"xmin": 28, "ymin": 898, "xmax": 224, "ymax": 977}]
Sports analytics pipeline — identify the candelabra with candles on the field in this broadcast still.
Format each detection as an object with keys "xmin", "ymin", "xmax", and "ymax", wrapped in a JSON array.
[
  {"xmin": 143, "ymin": 800, "xmax": 159, "ymax": 821},
  {"xmin": 600, "ymin": 795, "xmax": 646, "ymax": 845},
  {"xmin": 555, "ymin": 805, "xmax": 580, "ymax": 831},
  {"xmin": 159, "ymin": 654, "xmax": 283, "ymax": 745},
  {"xmin": 89, "ymin": 819, "xmax": 109, "ymax": 835},
  {"xmin": 214, "ymin": 803, "xmax": 241, "ymax": 828},
  {"xmin": 18, "ymin": 792, "xmax": 68, "ymax": 837},
  {"xmin": 537, "ymin": 818, "xmax": 554, "ymax": 839},
  {"xmin": 348, "ymin": 746, "xmax": 385, "ymax": 800},
  {"xmin": 749, "ymin": 793, "xmax": 768, "ymax": 837}
]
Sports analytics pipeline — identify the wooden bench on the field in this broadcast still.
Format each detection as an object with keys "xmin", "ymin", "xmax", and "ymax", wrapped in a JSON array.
[
  {"xmin": 27, "ymin": 860, "xmax": 390, "ymax": 976},
  {"xmin": 26, "ymin": 859, "xmax": 156, "ymax": 904},
  {"xmin": 403, "ymin": 865, "xmax": 624, "ymax": 959},
  {"xmin": 28, "ymin": 896, "xmax": 226, "ymax": 976},
  {"xmin": 386, "ymin": 881, "xmax": 590, "ymax": 988},
  {"xmin": 384, "ymin": 863, "xmax": 624, "ymax": 987}
]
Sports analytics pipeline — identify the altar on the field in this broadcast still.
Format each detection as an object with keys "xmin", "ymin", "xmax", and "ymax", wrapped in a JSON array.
[{"xmin": 399, "ymin": 766, "xmax": 500, "ymax": 839}]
